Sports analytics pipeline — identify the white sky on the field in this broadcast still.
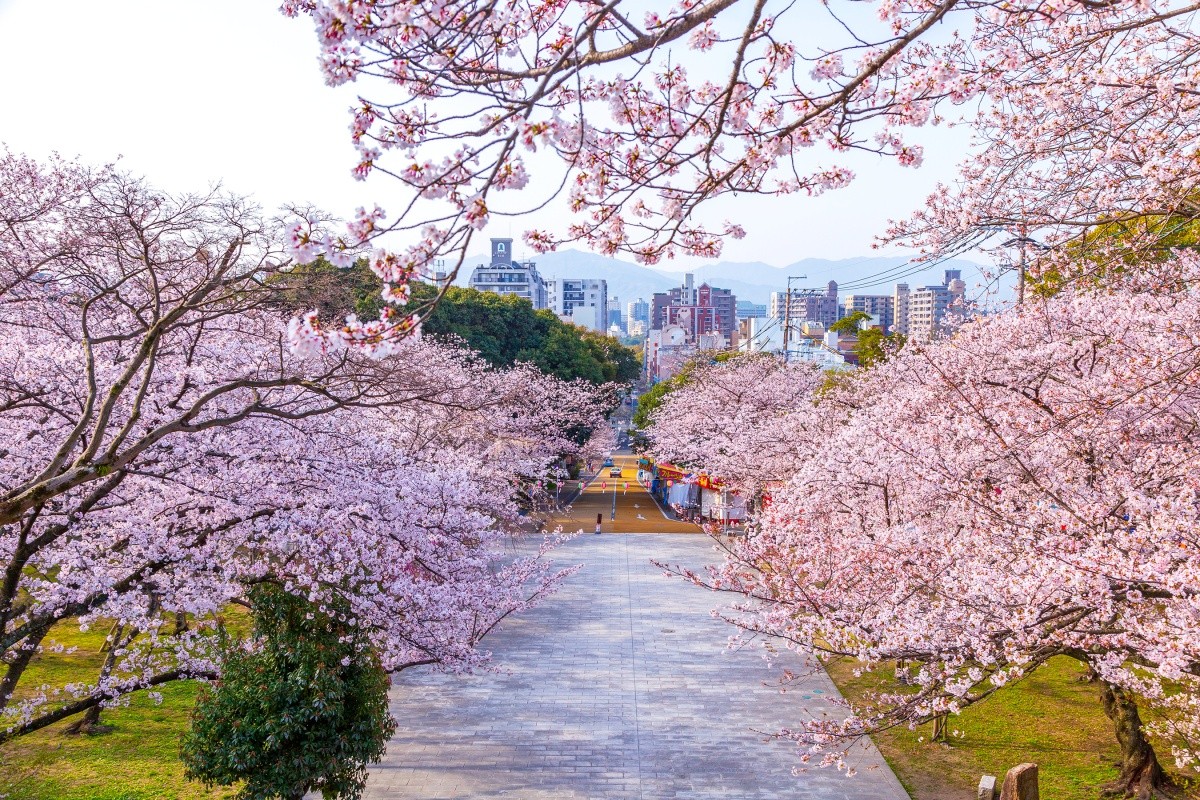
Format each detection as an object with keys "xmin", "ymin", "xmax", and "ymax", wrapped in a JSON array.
[{"xmin": 0, "ymin": 0, "xmax": 978, "ymax": 269}]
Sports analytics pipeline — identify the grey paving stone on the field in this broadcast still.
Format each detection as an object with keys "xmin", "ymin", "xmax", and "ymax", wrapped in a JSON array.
[{"xmin": 365, "ymin": 534, "xmax": 910, "ymax": 799}]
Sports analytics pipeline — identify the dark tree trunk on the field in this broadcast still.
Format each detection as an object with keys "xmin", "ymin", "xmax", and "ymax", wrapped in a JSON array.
[
  {"xmin": 64, "ymin": 702, "xmax": 106, "ymax": 735},
  {"xmin": 66, "ymin": 623, "xmax": 134, "ymax": 736},
  {"xmin": 1099, "ymin": 680, "xmax": 1170, "ymax": 799},
  {"xmin": 0, "ymin": 624, "xmax": 50, "ymax": 711}
]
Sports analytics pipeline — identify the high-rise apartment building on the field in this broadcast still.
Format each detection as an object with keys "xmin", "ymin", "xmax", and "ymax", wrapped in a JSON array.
[
  {"xmin": 843, "ymin": 294, "xmax": 894, "ymax": 333},
  {"xmin": 626, "ymin": 298, "xmax": 650, "ymax": 329},
  {"xmin": 892, "ymin": 283, "xmax": 911, "ymax": 336},
  {"xmin": 547, "ymin": 278, "xmax": 608, "ymax": 331},
  {"xmin": 769, "ymin": 281, "xmax": 839, "ymax": 329},
  {"xmin": 735, "ymin": 300, "xmax": 767, "ymax": 320},
  {"xmin": 607, "ymin": 296, "xmax": 625, "ymax": 332},
  {"xmin": 907, "ymin": 270, "xmax": 966, "ymax": 342},
  {"xmin": 468, "ymin": 238, "xmax": 549, "ymax": 309}
]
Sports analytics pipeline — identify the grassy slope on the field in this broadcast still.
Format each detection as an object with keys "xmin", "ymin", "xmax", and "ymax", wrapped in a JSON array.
[
  {"xmin": 5, "ymin": 625, "xmax": 1197, "ymax": 799},
  {"xmin": 827, "ymin": 655, "xmax": 1197, "ymax": 800},
  {"xmin": 1, "ymin": 623, "xmax": 234, "ymax": 800}
]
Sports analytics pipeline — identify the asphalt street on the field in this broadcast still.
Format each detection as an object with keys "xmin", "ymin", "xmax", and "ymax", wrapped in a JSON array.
[{"xmin": 545, "ymin": 452, "xmax": 704, "ymax": 535}]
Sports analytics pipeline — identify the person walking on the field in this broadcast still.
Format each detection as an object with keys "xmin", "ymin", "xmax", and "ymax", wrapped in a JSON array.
[
  {"xmin": 623, "ymin": 481, "xmax": 628, "ymax": 495},
  {"xmin": 594, "ymin": 512, "xmax": 602, "ymax": 535}
]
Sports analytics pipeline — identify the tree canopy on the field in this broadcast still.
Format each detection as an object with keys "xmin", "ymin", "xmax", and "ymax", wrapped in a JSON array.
[
  {"xmin": 632, "ymin": 350, "xmax": 748, "ymax": 431},
  {"xmin": 272, "ymin": 260, "xmax": 638, "ymax": 386},
  {"xmin": 413, "ymin": 283, "xmax": 641, "ymax": 386},
  {"xmin": 0, "ymin": 154, "xmax": 608, "ymax": 743},
  {"xmin": 648, "ymin": 264, "xmax": 1200, "ymax": 795}
]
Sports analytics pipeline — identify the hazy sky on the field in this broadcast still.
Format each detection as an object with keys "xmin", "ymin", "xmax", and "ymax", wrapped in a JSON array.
[{"xmin": 0, "ymin": 0, "xmax": 979, "ymax": 270}]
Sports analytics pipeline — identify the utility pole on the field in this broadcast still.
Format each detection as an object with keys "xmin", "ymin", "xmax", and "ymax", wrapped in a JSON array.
[
  {"xmin": 783, "ymin": 289, "xmax": 790, "ymax": 361},
  {"xmin": 1002, "ymin": 229, "xmax": 1044, "ymax": 306},
  {"xmin": 782, "ymin": 275, "xmax": 806, "ymax": 362},
  {"xmin": 1017, "ymin": 232, "xmax": 1027, "ymax": 306}
]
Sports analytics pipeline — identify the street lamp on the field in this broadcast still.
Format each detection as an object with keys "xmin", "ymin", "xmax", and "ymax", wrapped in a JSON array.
[{"xmin": 1001, "ymin": 235, "xmax": 1049, "ymax": 305}]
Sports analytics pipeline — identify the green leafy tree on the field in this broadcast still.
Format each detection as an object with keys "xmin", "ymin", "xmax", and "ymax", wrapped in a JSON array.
[
  {"xmin": 829, "ymin": 311, "xmax": 905, "ymax": 368},
  {"xmin": 520, "ymin": 323, "xmax": 606, "ymax": 383},
  {"xmin": 853, "ymin": 327, "xmax": 906, "ymax": 368},
  {"xmin": 1033, "ymin": 213, "xmax": 1200, "ymax": 298},
  {"xmin": 269, "ymin": 263, "xmax": 640, "ymax": 385},
  {"xmin": 828, "ymin": 310, "xmax": 872, "ymax": 334},
  {"xmin": 180, "ymin": 586, "xmax": 396, "ymax": 800},
  {"xmin": 580, "ymin": 330, "xmax": 641, "ymax": 383},
  {"xmin": 268, "ymin": 258, "xmax": 386, "ymax": 321}
]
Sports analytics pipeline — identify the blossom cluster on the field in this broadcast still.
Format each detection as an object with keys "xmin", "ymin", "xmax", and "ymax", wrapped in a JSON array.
[
  {"xmin": 648, "ymin": 261, "xmax": 1200, "ymax": 775},
  {"xmin": 0, "ymin": 152, "xmax": 608, "ymax": 739}
]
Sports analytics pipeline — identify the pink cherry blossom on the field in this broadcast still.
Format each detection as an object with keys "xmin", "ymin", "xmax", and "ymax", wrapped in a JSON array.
[
  {"xmin": 0, "ymin": 152, "xmax": 609, "ymax": 741},
  {"xmin": 649, "ymin": 257, "xmax": 1200, "ymax": 794}
]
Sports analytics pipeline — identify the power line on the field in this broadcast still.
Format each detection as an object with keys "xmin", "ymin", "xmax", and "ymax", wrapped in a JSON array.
[{"xmin": 833, "ymin": 235, "xmax": 992, "ymax": 292}]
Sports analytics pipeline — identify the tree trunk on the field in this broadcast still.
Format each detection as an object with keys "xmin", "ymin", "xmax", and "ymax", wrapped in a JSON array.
[
  {"xmin": 1098, "ymin": 679, "xmax": 1170, "ymax": 799},
  {"xmin": 932, "ymin": 713, "xmax": 948, "ymax": 742},
  {"xmin": 0, "ymin": 624, "xmax": 50, "ymax": 711},
  {"xmin": 64, "ymin": 702, "xmax": 106, "ymax": 735},
  {"xmin": 66, "ymin": 623, "xmax": 134, "ymax": 736}
]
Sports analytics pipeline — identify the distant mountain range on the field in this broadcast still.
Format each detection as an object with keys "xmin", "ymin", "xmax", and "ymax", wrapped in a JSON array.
[{"xmin": 455, "ymin": 248, "xmax": 989, "ymax": 305}]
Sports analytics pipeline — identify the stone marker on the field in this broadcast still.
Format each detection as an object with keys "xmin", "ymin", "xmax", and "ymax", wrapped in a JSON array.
[
  {"xmin": 999, "ymin": 763, "xmax": 1039, "ymax": 800},
  {"xmin": 977, "ymin": 774, "xmax": 997, "ymax": 800}
]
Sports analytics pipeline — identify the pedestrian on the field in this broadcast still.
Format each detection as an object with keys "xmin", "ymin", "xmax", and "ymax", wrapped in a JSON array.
[
  {"xmin": 623, "ymin": 481, "xmax": 628, "ymax": 495},
  {"xmin": 595, "ymin": 512, "xmax": 602, "ymax": 535}
]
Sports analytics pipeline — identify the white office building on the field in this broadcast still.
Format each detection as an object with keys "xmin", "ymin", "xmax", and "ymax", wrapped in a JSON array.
[
  {"xmin": 468, "ymin": 238, "xmax": 549, "ymax": 309},
  {"xmin": 547, "ymin": 277, "xmax": 608, "ymax": 331}
]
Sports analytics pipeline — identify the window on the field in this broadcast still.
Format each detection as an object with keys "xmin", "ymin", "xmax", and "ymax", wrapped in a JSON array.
[{"xmin": 497, "ymin": 242, "xmax": 506, "ymax": 252}]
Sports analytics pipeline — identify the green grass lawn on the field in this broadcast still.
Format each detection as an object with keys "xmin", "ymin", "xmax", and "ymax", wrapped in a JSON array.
[
  {"xmin": 1, "ymin": 622, "xmax": 235, "ymax": 800},
  {"xmin": 825, "ymin": 655, "xmax": 1198, "ymax": 800},
  {"xmin": 6, "ymin": 623, "xmax": 1198, "ymax": 799}
]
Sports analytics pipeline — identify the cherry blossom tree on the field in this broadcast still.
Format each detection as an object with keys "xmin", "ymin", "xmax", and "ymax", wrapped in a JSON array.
[
  {"xmin": 648, "ymin": 262, "xmax": 1200, "ymax": 796},
  {"xmin": 646, "ymin": 352, "xmax": 825, "ymax": 493},
  {"xmin": 269, "ymin": 2, "xmax": 1200, "ymax": 794},
  {"xmin": 276, "ymin": 0, "xmax": 1200, "ymax": 350},
  {"xmin": 881, "ymin": 0, "xmax": 1200, "ymax": 287},
  {"xmin": 0, "ymin": 151, "xmax": 607, "ymax": 741}
]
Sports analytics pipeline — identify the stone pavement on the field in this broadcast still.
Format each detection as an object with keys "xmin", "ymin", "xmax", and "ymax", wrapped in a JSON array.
[{"xmin": 365, "ymin": 534, "xmax": 910, "ymax": 799}]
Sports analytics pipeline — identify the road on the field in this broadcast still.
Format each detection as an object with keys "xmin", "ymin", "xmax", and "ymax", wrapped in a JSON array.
[
  {"xmin": 544, "ymin": 451, "xmax": 704, "ymax": 535},
  {"xmin": 364, "ymin": 533, "xmax": 910, "ymax": 799}
]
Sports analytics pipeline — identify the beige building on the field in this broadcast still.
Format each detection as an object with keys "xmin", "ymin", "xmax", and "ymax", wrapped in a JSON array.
[
  {"xmin": 844, "ymin": 294, "xmax": 894, "ymax": 333},
  {"xmin": 907, "ymin": 270, "xmax": 966, "ymax": 342}
]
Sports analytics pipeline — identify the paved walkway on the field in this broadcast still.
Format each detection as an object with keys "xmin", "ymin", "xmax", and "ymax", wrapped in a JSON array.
[{"xmin": 365, "ymin": 534, "xmax": 909, "ymax": 799}]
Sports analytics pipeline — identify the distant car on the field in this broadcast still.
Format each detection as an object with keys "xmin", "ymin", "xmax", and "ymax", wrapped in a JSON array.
[
  {"xmin": 609, "ymin": 467, "xmax": 622, "ymax": 477},
  {"xmin": 602, "ymin": 457, "xmax": 614, "ymax": 467}
]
